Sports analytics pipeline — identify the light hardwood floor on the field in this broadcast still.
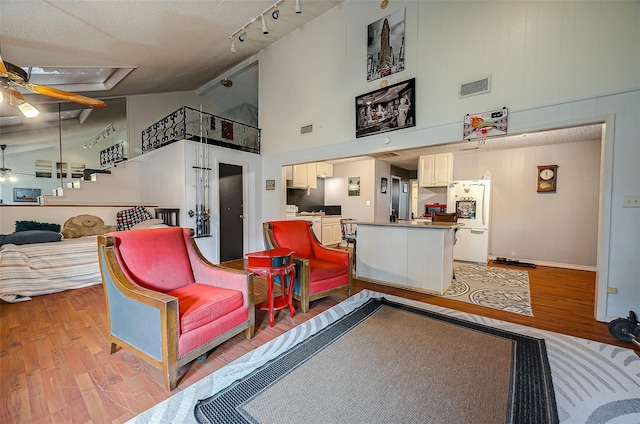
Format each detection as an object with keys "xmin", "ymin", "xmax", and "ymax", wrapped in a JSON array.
[{"xmin": 0, "ymin": 260, "xmax": 636, "ymax": 424}]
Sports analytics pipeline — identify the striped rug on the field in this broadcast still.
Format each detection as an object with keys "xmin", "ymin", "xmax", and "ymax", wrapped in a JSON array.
[{"xmin": 126, "ymin": 290, "xmax": 640, "ymax": 424}]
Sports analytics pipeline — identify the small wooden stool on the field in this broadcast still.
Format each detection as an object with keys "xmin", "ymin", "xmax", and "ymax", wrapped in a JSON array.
[{"xmin": 245, "ymin": 248, "xmax": 296, "ymax": 327}]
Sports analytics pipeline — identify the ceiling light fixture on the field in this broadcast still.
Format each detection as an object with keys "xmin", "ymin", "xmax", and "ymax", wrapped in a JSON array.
[
  {"xmin": 84, "ymin": 123, "xmax": 115, "ymax": 148},
  {"xmin": 0, "ymin": 144, "xmax": 18, "ymax": 182},
  {"xmin": 230, "ymin": 39, "xmax": 237, "ymax": 54},
  {"xmin": 227, "ymin": 0, "xmax": 290, "ymax": 45},
  {"xmin": 295, "ymin": 0, "xmax": 302, "ymax": 14},
  {"xmin": 5, "ymin": 88, "xmax": 40, "ymax": 118},
  {"xmin": 221, "ymin": 78, "xmax": 233, "ymax": 88}
]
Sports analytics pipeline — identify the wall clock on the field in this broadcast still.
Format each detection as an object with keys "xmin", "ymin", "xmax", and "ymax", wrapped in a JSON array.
[{"xmin": 537, "ymin": 165, "xmax": 558, "ymax": 192}]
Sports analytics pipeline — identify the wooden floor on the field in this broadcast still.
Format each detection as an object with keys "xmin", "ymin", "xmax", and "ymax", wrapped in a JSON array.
[{"xmin": 1, "ymin": 260, "xmax": 637, "ymax": 424}]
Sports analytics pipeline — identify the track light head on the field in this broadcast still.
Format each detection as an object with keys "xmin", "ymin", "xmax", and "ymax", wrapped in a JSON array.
[
  {"xmin": 261, "ymin": 14, "xmax": 269, "ymax": 34},
  {"xmin": 238, "ymin": 29, "xmax": 246, "ymax": 42},
  {"xmin": 230, "ymin": 39, "xmax": 237, "ymax": 54},
  {"xmin": 295, "ymin": 0, "xmax": 301, "ymax": 14},
  {"xmin": 272, "ymin": 8, "xmax": 279, "ymax": 19}
]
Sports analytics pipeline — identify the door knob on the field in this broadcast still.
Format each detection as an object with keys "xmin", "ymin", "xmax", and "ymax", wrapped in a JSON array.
[{"xmin": 239, "ymin": 214, "xmax": 245, "ymax": 219}]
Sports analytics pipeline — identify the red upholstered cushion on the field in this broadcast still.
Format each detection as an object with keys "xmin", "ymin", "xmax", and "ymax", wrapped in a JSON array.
[
  {"xmin": 113, "ymin": 227, "xmax": 195, "ymax": 292},
  {"xmin": 309, "ymin": 259, "xmax": 347, "ymax": 282},
  {"xmin": 268, "ymin": 220, "xmax": 313, "ymax": 258},
  {"xmin": 167, "ymin": 283, "xmax": 244, "ymax": 334}
]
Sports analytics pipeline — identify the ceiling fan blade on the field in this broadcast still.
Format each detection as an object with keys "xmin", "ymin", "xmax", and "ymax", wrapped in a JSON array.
[
  {"xmin": 0, "ymin": 54, "xmax": 8, "ymax": 77},
  {"xmin": 25, "ymin": 83, "xmax": 106, "ymax": 109},
  {"xmin": 7, "ymin": 87, "xmax": 41, "ymax": 118}
]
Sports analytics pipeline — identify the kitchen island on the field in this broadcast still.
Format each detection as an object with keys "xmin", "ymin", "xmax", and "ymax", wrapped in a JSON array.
[{"xmin": 355, "ymin": 220, "xmax": 460, "ymax": 295}]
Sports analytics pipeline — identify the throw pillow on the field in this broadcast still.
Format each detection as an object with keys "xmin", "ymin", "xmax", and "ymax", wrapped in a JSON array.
[
  {"xmin": 15, "ymin": 220, "xmax": 61, "ymax": 233},
  {"xmin": 116, "ymin": 206, "xmax": 154, "ymax": 231},
  {"xmin": 129, "ymin": 218, "xmax": 166, "ymax": 230},
  {"xmin": 0, "ymin": 230, "xmax": 62, "ymax": 246}
]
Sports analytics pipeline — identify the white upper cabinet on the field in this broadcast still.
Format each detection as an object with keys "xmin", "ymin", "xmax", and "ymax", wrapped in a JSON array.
[
  {"xmin": 418, "ymin": 153, "xmax": 453, "ymax": 187},
  {"xmin": 316, "ymin": 162, "xmax": 333, "ymax": 178},
  {"xmin": 291, "ymin": 163, "xmax": 318, "ymax": 189}
]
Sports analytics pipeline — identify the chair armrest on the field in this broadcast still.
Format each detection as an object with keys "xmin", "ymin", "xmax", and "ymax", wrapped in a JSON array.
[{"xmin": 311, "ymin": 244, "xmax": 350, "ymax": 267}]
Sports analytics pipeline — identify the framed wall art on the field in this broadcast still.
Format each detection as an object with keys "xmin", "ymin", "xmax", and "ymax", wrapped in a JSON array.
[
  {"xmin": 348, "ymin": 177, "xmax": 361, "ymax": 196},
  {"xmin": 13, "ymin": 188, "xmax": 41, "ymax": 203},
  {"xmin": 367, "ymin": 8, "xmax": 406, "ymax": 82},
  {"xmin": 381, "ymin": 177, "xmax": 388, "ymax": 193},
  {"xmin": 356, "ymin": 78, "xmax": 415, "ymax": 139}
]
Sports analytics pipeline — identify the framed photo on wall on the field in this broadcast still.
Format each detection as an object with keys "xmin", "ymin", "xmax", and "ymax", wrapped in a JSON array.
[
  {"xmin": 356, "ymin": 78, "xmax": 415, "ymax": 138},
  {"xmin": 381, "ymin": 177, "xmax": 388, "ymax": 193},
  {"xmin": 13, "ymin": 188, "xmax": 41, "ymax": 203},
  {"xmin": 367, "ymin": 8, "xmax": 406, "ymax": 82}
]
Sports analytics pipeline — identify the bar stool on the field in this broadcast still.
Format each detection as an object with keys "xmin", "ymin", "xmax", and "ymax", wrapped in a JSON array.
[{"xmin": 245, "ymin": 248, "xmax": 296, "ymax": 327}]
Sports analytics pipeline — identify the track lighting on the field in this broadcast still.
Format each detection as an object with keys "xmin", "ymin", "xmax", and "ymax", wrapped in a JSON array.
[
  {"xmin": 295, "ymin": 0, "xmax": 302, "ymax": 14},
  {"xmin": 228, "ymin": 1, "xmax": 288, "ymax": 43},
  {"xmin": 230, "ymin": 39, "xmax": 237, "ymax": 54}
]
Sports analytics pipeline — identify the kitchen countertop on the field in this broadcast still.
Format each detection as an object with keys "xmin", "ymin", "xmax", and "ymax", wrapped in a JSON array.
[{"xmin": 354, "ymin": 220, "xmax": 461, "ymax": 229}]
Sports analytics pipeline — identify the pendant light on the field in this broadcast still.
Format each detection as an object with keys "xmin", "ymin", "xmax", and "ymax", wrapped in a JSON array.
[{"xmin": 0, "ymin": 144, "xmax": 18, "ymax": 182}]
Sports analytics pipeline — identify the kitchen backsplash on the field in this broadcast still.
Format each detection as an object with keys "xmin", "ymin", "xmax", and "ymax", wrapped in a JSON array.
[{"xmin": 287, "ymin": 178, "xmax": 324, "ymax": 211}]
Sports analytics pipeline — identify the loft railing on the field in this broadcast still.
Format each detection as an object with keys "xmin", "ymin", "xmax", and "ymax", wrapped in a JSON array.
[
  {"xmin": 141, "ymin": 106, "xmax": 261, "ymax": 154},
  {"xmin": 100, "ymin": 141, "xmax": 128, "ymax": 169}
]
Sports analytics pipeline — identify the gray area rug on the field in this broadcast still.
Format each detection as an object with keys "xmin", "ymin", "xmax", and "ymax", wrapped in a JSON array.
[
  {"xmin": 193, "ymin": 299, "xmax": 556, "ymax": 423},
  {"xmin": 445, "ymin": 264, "xmax": 533, "ymax": 316},
  {"xmin": 126, "ymin": 290, "xmax": 640, "ymax": 424}
]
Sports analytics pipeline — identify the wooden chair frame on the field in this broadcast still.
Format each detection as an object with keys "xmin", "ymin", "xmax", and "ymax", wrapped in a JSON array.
[
  {"xmin": 97, "ymin": 230, "xmax": 254, "ymax": 391},
  {"xmin": 263, "ymin": 221, "xmax": 352, "ymax": 313}
]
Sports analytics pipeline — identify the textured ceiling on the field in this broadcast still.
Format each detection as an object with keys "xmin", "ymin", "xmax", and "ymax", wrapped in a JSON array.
[{"xmin": 0, "ymin": 0, "xmax": 343, "ymax": 102}]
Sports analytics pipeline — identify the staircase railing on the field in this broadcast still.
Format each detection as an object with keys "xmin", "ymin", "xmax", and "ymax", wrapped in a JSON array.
[{"xmin": 141, "ymin": 106, "xmax": 261, "ymax": 154}]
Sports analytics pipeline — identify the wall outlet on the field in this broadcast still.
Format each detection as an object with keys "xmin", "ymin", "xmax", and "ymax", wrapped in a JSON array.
[
  {"xmin": 607, "ymin": 287, "xmax": 617, "ymax": 294},
  {"xmin": 623, "ymin": 195, "xmax": 640, "ymax": 207}
]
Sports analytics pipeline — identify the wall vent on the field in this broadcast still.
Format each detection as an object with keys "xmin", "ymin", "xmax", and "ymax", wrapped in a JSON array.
[
  {"xmin": 300, "ymin": 124, "xmax": 313, "ymax": 135},
  {"xmin": 459, "ymin": 76, "xmax": 491, "ymax": 98}
]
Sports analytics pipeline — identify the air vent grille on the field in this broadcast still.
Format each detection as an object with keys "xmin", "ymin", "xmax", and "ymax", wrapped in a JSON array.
[
  {"xmin": 369, "ymin": 152, "xmax": 400, "ymax": 159},
  {"xmin": 459, "ymin": 76, "xmax": 491, "ymax": 98},
  {"xmin": 300, "ymin": 124, "xmax": 313, "ymax": 135}
]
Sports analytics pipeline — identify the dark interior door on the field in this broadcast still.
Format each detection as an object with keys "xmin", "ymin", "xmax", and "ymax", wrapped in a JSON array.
[
  {"xmin": 391, "ymin": 177, "xmax": 401, "ymax": 219},
  {"xmin": 219, "ymin": 163, "xmax": 244, "ymax": 262}
]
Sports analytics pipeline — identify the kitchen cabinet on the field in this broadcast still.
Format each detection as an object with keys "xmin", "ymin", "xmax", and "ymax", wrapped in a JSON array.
[
  {"xmin": 316, "ymin": 162, "xmax": 333, "ymax": 178},
  {"xmin": 321, "ymin": 216, "xmax": 342, "ymax": 246},
  {"xmin": 291, "ymin": 163, "xmax": 317, "ymax": 189},
  {"xmin": 418, "ymin": 153, "xmax": 453, "ymax": 187}
]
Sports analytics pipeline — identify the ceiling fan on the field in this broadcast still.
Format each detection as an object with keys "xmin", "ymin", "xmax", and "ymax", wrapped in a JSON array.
[{"xmin": 0, "ymin": 54, "xmax": 106, "ymax": 118}]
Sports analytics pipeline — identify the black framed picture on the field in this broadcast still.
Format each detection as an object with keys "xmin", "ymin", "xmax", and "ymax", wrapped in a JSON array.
[
  {"xmin": 381, "ymin": 177, "xmax": 388, "ymax": 193},
  {"xmin": 356, "ymin": 78, "xmax": 415, "ymax": 138}
]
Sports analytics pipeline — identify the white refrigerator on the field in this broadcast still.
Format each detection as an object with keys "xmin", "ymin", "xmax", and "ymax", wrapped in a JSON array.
[{"xmin": 447, "ymin": 179, "xmax": 491, "ymax": 264}]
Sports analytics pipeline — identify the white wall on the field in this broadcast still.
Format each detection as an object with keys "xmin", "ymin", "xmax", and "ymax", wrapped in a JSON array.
[
  {"xmin": 454, "ymin": 138, "xmax": 601, "ymax": 269},
  {"xmin": 324, "ymin": 159, "xmax": 376, "ymax": 221},
  {"xmin": 256, "ymin": 1, "xmax": 640, "ymax": 321}
]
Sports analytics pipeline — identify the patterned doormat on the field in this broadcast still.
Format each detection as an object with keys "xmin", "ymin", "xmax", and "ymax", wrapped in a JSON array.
[{"xmin": 445, "ymin": 264, "xmax": 533, "ymax": 316}]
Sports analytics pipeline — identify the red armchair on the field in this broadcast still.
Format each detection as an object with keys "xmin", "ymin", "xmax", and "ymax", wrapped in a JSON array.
[
  {"xmin": 262, "ymin": 220, "xmax": 352, "ymax": 313},
  {"xmin": 97, "ymin": 227, "xmax": 254, "ymax": 391}
]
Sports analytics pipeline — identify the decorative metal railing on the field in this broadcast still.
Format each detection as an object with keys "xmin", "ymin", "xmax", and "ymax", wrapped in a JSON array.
[
  {"xmin": 141, "ymin": 106, "xmax": 261, "ymax": 154},
  {"xmin": 100, "ymin": 141, "xmax": 128, "ymax": 169}
]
